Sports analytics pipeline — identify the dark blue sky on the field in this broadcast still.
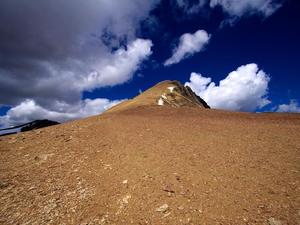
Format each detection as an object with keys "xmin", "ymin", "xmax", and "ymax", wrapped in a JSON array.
[
  {"xmin": 84, "ymin": 0, "xmax": 299, "ymax": 112},
  {"xmin": 0, "ymin": 0, "xmax": 299, "ymax": 126}
]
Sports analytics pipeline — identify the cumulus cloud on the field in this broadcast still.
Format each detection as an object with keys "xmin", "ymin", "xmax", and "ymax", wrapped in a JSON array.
[
  {"xmin": 210, "ymin": 0, "xmax": 284, "ymax": 25},
  {"xmin": 0, "ymin": 0, "xmax": 157, "ymax": 126},
  {"xmin": 164, "ymin": 29, "xmax": 211, "ymax": 66},
  {"xmin": 0, "ymin": 0, "xmax": 157, "ymax": 105},
  {"xmin": 82, "ymin": 39, "xmax": 153, "ymax": 90},
  {"xmin": 0, "ymin": 39, "xmax": 152, "ymax": 108},
  {"xmin": 171, "ymin": 0, "xmax": 284, "ymax": 24},
  {"xmin": 210, "ymin": 0, "xmax": 282, "ymax": 17},
  {"xmin": 275, "ymin": 100, "xmax": 300, "ymax": 113},
  {"xmin": 185, "ymin": 63, "xmax": 271, "ymax": 111},
  {"xmin": 0, "ymin": 98, "xmax": 123, "ymax": 127}
]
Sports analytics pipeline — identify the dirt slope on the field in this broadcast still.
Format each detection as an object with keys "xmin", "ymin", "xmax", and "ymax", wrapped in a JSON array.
[
  {"xmin": 106, "ymin": 80, "xmax": 209, "ymax": 113},
  {"xmin": 0, "ymin": 105, "xmax": 299, "ymax": 225}
]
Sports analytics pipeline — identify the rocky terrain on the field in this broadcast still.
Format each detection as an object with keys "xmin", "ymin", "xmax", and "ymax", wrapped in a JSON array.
[{"xmin": 0, "ymin": 81, "xmax": 299, "ymax": 225}]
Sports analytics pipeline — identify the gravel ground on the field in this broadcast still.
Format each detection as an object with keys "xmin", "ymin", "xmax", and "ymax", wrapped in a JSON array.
[{"xmin": 0, "ymin": 106, "xmax": 299, "ymax": 225}]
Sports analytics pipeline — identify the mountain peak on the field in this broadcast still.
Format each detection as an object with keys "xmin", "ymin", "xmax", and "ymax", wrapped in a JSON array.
[{"xmin": 107, "ymin": 80, "xmax": 210, "ymax": 113}]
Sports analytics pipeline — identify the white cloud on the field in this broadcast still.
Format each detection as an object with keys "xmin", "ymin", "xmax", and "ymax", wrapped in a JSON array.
[
  {"xmin": 171, "ymin": 0, "xmax": 283, "ymax": 21},
  {"xmin": 0, "ymin": 0, "xmax": 157, "ymax": 126},
  {"xmin": 0, "ymin": 38, "xmax": 152, "ymax": 127},
  {"xmin": 185, "ymin": 63, "xmax": 271, "ymax": 111},
  {"xmin": 276, "ymin": 100, "xmax": 300, "ymax": 113},
  {"xmin": 0, "ymin": 0, "xmax": 157, "ymax": 105},
  {"xmin": 164, "ymin": 29, "xmax": 211, "ymax": 66},
  {"xmin": 210, "ymin": 0, "xmax": 283, "ymax": 21},
  {"xmin": 0, "ymin": 98, "xmax": 123, "ymax": 127},
  {"xmin": 82, "ymin": 39, "xmax": 153, "ymax": 89}
]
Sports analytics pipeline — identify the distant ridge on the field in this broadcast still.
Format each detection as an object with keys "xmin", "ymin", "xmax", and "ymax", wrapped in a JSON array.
[{"xmin": 0, "ymin": 119, "xmax": 59, "ymax": 136}]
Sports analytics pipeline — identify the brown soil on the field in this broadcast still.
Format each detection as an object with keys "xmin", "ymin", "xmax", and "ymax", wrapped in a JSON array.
[{"xmin": 1, "ymin": 106, "xmax": 300, "ymax": 225}]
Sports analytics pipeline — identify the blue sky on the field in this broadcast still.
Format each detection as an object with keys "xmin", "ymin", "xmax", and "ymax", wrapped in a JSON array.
[{"xmin": 0, "ymin": 0, "xmax": 299, "ymax": 127}]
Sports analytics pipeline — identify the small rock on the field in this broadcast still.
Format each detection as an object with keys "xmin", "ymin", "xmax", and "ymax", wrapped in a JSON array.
[
  {"xmin": 65, "ymin": 136, "xmax": 73, "ymax": 141},
  {"xmin": 268, "ymin": 217, "xmax": 282, "ymax": 225},
  {"xmin": 178, "ymin": 206, "xmax": 184, "ymax": 210},
  {"xmin": 34, "ymin": 153, "xmax": 54, "ymax": 161},
  {"xmin": 156, "ymin": 204, "xmax": 169, "ymax": 213},
  {"xmin": 0, "ymin": 181, "xmax": 9, "ymax": 189},
  {"xmin": 103, "ymin": 164, "xmax": 112, "ymax": 170},
  {"xmin": 28, "ymin": 186, "xmax": 36, "ymax": 191},
  {"xmin": 122, "ymin": 195, "xmax": 131, "ymax": 204},
  {"xmin": 163, "ymin": 212, "xmax": 171, "ymax": 218},
  {"xmin": 162, "ymin": 185, "xmax": 175, "ymax": 194},
  {"xmin": 122, "ymin": 180, "xmax": 128, "ymax": 184}
]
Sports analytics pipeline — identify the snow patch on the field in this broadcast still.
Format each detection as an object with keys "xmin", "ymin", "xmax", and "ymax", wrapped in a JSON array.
[
  {"xmin": 168, "ymin": 86, "xmax": 175, "ymax": 93},
  {"xmin": 158, "ymin": 98, "xmax": 164, "ymax": 106}
]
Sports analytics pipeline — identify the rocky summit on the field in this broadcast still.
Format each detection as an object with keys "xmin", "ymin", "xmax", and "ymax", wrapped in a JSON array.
[
  {"xmin": 0, "ymin": 81, "xmax": 300, "ymax": 225},
  {"xmin": 106, "ymin": 80, "xmax": 210, "ymax": 113}
]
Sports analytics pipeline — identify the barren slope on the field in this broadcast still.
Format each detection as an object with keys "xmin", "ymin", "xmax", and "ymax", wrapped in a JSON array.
[
  {"xmin": 0, "ymin": 105, "xmax": 300, "ymax": 225},
  {"xmin": 106, "ymin": 80, "xmax": 209, "ymax": 113}
]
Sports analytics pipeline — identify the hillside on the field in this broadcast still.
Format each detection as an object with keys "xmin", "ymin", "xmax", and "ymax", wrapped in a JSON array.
[
  {"xmin": 106, "ymin": 80, "xmax": 210, "ymax": 113},
  {"xmin": 0, "ymin": 81, "xmax": 300, "ymax": 225}
]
